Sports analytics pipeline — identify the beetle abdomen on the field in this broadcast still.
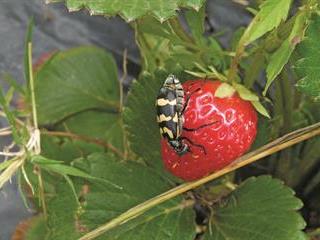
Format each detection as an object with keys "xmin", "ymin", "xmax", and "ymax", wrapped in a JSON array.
[
  {"xmin": 156, "ymin": 75, "xmax": 185, "ymax": 142},
  {"xmin": 156, "ymin": 89, "xmax": 179, "ymax": 139}
]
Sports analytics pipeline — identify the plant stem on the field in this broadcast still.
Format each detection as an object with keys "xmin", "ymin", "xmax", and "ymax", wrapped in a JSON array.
[
  {"xmin": 275, "ymin": 69, "xmax": 294, "ymax": 182},
  {"xmin": 41, "ymin": 130, "xmax": 125, "ymax": 159},
  {"xmin": 280, "ymin": 69, "xmax": 293, "ymax": 133},
  {"xmin": 243, "ymin": 50, "xmax": 265, "ymax": 88},
  {"xmin": 35, "ymin": 166, "xmax": 47, "ymax": 220},
  {"xmin": 78, "ymin": 122, "xmax": 320, "ymax": 240},
  {"xmin": 0, "ymin": 111, "xmax": 25, "ymax": 126},
  {"xmin": 227, "ymin": 43, "xmax": 245, "ymax": 82},
  {"xmin": 28, "ymin": 43, "xmax": 38, "ymax": 130},
  {"xmin": 119, "ymin": 49, "xmax": 129, "ymax": 160},
  {"xmin": 167, "ymin": 18, "xmax": 200, "ymax": 52},
  {"xmin": 21, "ymin": 164, "xmax": 35, "ymax": 195},
  {"xmin": 119, "ymin": 49, "xmax": 127, "ymax": 113},
  {"xmin": 0, "ymin": 157, "xmax": 25, "ymax": 189},
  {"xmin": 228, "ymin": 12, "xmax": 297, "ymax": 85},
  {"xmin": 168, "ymin": 18, "xmax": 194, "ymax": 44}
]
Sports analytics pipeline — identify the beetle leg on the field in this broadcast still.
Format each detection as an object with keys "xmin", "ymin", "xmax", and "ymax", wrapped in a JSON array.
[
  {"xmin": 183, "ymin": 121, "xmax": 219, "ymax": 132},
  {"xmin": 181, "ymin": 87, "xmax": 201, "ymax": 114},
  {"xmin": 182, "ymin": 80, "xmax": 208, "ymax": 114},
  {"xmin": 180, "ymin": 137, "xmax": 206, "ymax": 154}
]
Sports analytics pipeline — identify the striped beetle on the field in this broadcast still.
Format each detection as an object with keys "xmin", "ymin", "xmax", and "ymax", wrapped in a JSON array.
[
  {"xmin": 156, "ymin": 74, "xmax": 188, "ymax": 155},
  {"xmin": 156, "ymin": 75, "xmax": 219, "ymax": 156}
]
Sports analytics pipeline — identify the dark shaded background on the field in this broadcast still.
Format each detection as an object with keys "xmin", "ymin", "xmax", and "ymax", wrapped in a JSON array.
[{"xmin": 0, "ymin": 0, "xmax": 250, "ymax": 238}]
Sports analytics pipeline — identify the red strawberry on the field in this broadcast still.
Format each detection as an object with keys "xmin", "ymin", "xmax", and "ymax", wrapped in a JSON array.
[{"xmin": 161, "ymin": 79, "xmax": 258, "ymax": 181}]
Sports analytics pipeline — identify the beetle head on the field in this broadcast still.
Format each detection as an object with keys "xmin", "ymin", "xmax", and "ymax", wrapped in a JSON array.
[{"xmin": 169, "ymin": 139, "xmax": 189, "ymax": 156}]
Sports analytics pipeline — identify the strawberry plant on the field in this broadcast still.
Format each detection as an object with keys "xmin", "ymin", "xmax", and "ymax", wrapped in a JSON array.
[{"xmin": 0, "ymin": 0, "xmax": 320, "ymax": 240}]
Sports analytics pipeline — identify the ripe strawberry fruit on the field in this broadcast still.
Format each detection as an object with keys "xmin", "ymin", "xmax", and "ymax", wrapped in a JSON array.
[{"xmin": 161, "ymin": 79, "xmax": 258, "ymax": 181}]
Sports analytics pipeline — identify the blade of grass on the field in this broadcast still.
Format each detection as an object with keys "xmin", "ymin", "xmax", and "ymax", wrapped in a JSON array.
[
  {"xmin": 41, "ymin": 130, "xmax": 125, "ymax": 159},
  {"xmin": 28, "ymin": 42, "xmax": 38, "ymax": 130},
  {"xmin": 0, "ymin": 158, "xmax": 16, "ymax": 172},
  {"xmin": 63, "ymin": 174, "xmax": 80, "ymax": 205},
  {"xmin": 21, "ymin": 164, "xmax": 35, "ymax": 195},
  {"xmin": 0, "ymin": 157, "xmax": 25, "ymax": 189},
  {"xmin": 79, "ymin": 122, "xmax": 320, "ymax": 240},
  {"xmin": 39, "ymin": 162, "xmax": 122, "ymax": 190},
  {"xmin": 17, "ymin": 169, "xmax": 32, "ymax": 210},
  {"xmin": 34, "ymin": 166, "xmax": 47, "ymax": 220},
  {"xmin": 24, "ymin": 18, "xmax": 34, "ymax": 90}
]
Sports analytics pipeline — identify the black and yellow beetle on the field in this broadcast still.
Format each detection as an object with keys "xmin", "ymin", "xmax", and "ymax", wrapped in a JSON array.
[
  {"xmin": 156, "ymin": 75, "xmax": 218, "ymax": 156},
  {"xmin": 156, "ymin": 74, "xmax": 189, "ymax": 155}
]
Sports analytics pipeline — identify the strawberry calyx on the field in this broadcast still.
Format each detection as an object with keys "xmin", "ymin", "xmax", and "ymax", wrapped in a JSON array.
[{"xmin": 186, "ymin": 65, "xmax": 270, "ymax": 118}]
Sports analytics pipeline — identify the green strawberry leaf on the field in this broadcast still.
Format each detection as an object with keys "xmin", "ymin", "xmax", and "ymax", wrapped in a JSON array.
[
  {"xmin": 31, "ymin": 155, "xmax": 64, "ymax": 164},
  {"xmin": 40, "ymin": 135, "xmax": 89, "ymax": 164},
  {"xmin": 47, "ymin": 0, "xmax": 205, "ymax": 22},
  {"xmin": 222, "ymin": 83, "xmax": 270, "ymax": 118},
  {"xmin": 40, "ymin": 110, "xmax": 125, "ymax": 165},
  {"xmin": 46, "ymin": 182, "xmax": 81, "ymax": 240},
  {"xmin": 204, "ymin": 176, "xmax": 306, "ymax": 240},
  {"xmin": 251, "ymin": 101, "xmax": 271, "ymax": 118},
  {"xmin": 264, "ymin": 12, "xmax": 308, "ymax": 95},
  {"xmin": 185, "ymin": 6, "xmax": 206, "ymax": 44},
  {"xmin": 58, "ymin": 110, "xmax": 125, "ymax": 154},
  {"xmin": 214, "ymin": 83, "xmax": 236, "ymax": 98},
  {"xmin": 123, "ymin": 71, "xmax": 164, "ymax": 170},
  {"xmin": 35, "ymin": 46, "xmax": 119, "ymax": 125},
  {"xmin": 136, "ymin": 14, "xmax": 226, "ymax": 74},
  {"xmin": 294, "ymin": 15, "xmax": 320, "ymax": 101},
  {"xmin": 233, "ymin": 83, "xmax": 259, "ymax": 101},
  {"xmin": 25, "ymin": 216, "xmax": 48, "ymax": 240},
  {"xmin": 136, "ymin": 16, "xmax": 196, "ymax": 73},
  {"xmin": 79, "ymin": 153, "xmax": 196, "ymax": 239},
  {"xmin": 42, "ymin": 153, "xmax": 196, "ymax": 239},
  {"xmin": 31, "ymin": 155, "xmax": 121, "ymax": 189},
  {"xmin": 242, "ymin": 0, "xmax": 293, "ymax": 45}
]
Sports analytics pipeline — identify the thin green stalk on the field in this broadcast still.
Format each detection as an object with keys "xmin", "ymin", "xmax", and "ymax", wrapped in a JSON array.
[
  {"xmin": 22, "ymin": 164, "xmax": 35, "ymax": 195},
  {"xmin": 243, "ymin": 50, "xmax": 265, "ymax": 88},
  {"xmin": 167, "ymin": 18, "xmax": 201, "ymax": 52},
  {"xmin": 119, "ymin": 49, "xmax": 127, "ymax": 113},
  {"xmin": 0, "ymin": 158, "xmax": 16, "ymax": 171},
  {"xmin": 119, "ymin": 50, "xmax": 129, "ymax": 160},
  {"xmin": 275, "ymin": 69, "xmax": 294, "ymax": 181},
  {"xmin": 280, "ymin": 69, "xmax": 293, "ymax": 133},
  {"xmin": 0, "ymin": 156, "xmax": 25, "ymax": 189},
  {"xmin": 134, "ymin": 24, "xmax": 153, "ymax": 71},
  {"xmin": 228, "ymin": 11, "xmax": 299, "ymax": 84},
  {"xmin": 168, "ymin": 18, "xmax": 194, "ymax": 44},
  {"xmin": 28, "ymin": 42, "xmax": 38, "ymax": 130},
  {"xmin": 36, "ymin": 166, "xmax": 47, "ymax": 220},
  {"xmin": 17, "ymin": 170, "xmax": 32, "ymax": 210},
  {"xmin": 79, "ymin": 123, "xmax": 320, "ymax": 240},
  {"xmin": 273, "ymin": 80, "xmax": 284, "ymax": 120},
  {"xmin": 227, "ymin": 42, "xmax": 245, "ymax": 83}
]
